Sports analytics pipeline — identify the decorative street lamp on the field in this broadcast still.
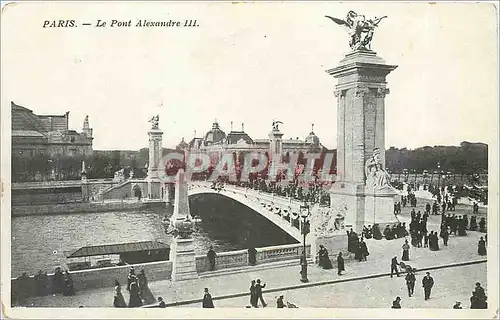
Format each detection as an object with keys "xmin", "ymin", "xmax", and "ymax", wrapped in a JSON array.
[
  {"xmin": 299, "ymin": 203, "xmax": 311, "ymax": 283},
  {"xmin": 437, "ymin": 162, "xmax": 442, "ymax": 189}
]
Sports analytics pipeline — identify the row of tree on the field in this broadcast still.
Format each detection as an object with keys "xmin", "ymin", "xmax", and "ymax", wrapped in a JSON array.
[{"xmin": 385, "ymin": 142, "xmax": 488, "ymax": 174}]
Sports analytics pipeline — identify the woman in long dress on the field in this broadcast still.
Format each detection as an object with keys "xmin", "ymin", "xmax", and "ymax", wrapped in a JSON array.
[
  {"xmin": 401, "ymin": 239, "xmax": 410, "ymax": 261},
  {"xmin": 318, "ymin": 245, "xmax": 333, "ymax": 269},
  {"xmin": 128, "ymin": 280, "xmax": 143, "ymax": 308},
  {"xmin": 137, "ymin": 269, "xmax": 156, "ymax": 305},
  {"xmin": 113, "ymin": 280, "xmax": 127, "ymax": 308},
  {"xmin": 478, "ymin": 237, "xmax": 487, "ymax": 256},
  {"xmin": 62, "ymin": 271, "xmax": 75, "ymax": 296}
]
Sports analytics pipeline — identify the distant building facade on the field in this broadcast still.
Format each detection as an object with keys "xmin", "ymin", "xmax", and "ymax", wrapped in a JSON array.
[
  {"xmin": 11, "ymin": 101, "xmax": 93, "ymax": 157},
  {"xmin": 177, "ymin": 120, "xmax": 329, "ymax": 168}
]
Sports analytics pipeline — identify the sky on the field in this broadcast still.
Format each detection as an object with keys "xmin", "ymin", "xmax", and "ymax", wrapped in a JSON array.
[{"xmin": 1, "ymin": 2, "xmax": 498, "ymax": 151}]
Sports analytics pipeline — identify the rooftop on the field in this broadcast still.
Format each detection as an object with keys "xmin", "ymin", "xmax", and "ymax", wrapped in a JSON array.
[{"xmin": 66, "ymin": 241, "xmax": 169, "ymax": 258}]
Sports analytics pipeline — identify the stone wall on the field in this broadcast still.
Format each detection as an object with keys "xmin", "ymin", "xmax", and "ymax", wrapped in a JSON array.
[
  {"xmin": 12, "ymin": 188, "xmax": 82, "ymax": 205},
  {"xmin": 11, "ymin": 260, "xmax": 173, "ymax": 300},
  {"xmin": 11, "ymin": 201, "xmax": 149, "ymax": 216},
  {"xmin": 12, "ymin": 243, "xmax": 311, "ymax": 300}
]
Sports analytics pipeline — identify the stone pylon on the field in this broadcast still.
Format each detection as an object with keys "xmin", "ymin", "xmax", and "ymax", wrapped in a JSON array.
[
  {"xmin": 170, "ymin": 169, "xmax": 198, "ymax": 281},
  {"xmin": 147, "ymin": 123, "xmax": 163, "ymax": 199},
  {"xmin": 327, "ymin": 50, "xmax": 399, "ymax": 233}
]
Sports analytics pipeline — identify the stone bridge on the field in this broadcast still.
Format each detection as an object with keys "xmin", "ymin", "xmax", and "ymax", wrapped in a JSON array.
[{"xmin": 187, "ymin": 182, "xmax": 310, "ymax": 242}]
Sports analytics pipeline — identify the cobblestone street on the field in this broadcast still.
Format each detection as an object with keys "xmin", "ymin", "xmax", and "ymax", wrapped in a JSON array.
[{"xmin": 180, "ymin": 263, "xmax": 487, "ymax": 308}]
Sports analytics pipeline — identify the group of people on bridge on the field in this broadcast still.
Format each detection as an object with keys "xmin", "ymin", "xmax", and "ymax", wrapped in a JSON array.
[{"xmin": 113, "ymin": 267, "xmax": 156, "ymax": 308}]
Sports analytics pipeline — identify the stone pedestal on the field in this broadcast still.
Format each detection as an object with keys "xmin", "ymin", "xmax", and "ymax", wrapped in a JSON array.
[
  {"xmin": 326, "ymin": 50, "xmax": 398, "ymax": 233},
  {"xmin": 171, "ymin": 238, "xmax": 198, "ymax": 281},
  {"xmin": 169, "ymin": 169, "xmax": 199, "ymax": 281},
  {"xmin": 314, "ymin": 234, "xmax": 348, "ymax": 263},
  {"xmin": 365, "ymin": 189, "xmax": 399, "ymax": 227},
  {"xmin": 311, "ymin": 205, "xmax": 349, "ymax": 263}
]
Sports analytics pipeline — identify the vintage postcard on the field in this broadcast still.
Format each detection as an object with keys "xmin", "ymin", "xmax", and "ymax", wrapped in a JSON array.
[{"xmin": 1, "ymin": 1, "xmax": 498, "ymax": 319}]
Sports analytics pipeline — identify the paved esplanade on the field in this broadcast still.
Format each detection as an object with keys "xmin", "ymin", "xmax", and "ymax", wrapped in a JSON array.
[{"xmin": 24, "ymin": 200, "xmax": 487, "ymax": 308}]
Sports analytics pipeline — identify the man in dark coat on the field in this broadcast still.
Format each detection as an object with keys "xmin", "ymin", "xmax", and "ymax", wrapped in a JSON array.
[
  {"xmin": 390, "ymin": 256, "xmax": 400, "ymax": 278},
  {"xmin": 440, "ymin": 225, "xmax": 449, "ymax": 246},
  {"xmin": 255, "ymin": 279, "xmax": 267, "ymax": 307},
  {"xmin": 207, "ymin": 246, "xmax": 217, "ymax": 271},
  {"xmin": 422, "ymin": 272, "xmax": 434, "ymax": 300},
  {"xmin": 337, "ymin": 252, "xmax": 345, "ymax": 276},
  {"xmin": 202, "ymin": 288, "xmax": 215, "ymax": 308},
  {"xmin": 248, "ymin": 247, "xmax": 257, "ymax": 266},
  {"xmin": 249, "ymin": 280, "xmax": 257, "ymax": 307},
  {"xmin": 405, "ymin": 269, "xmax": 416, "ymax": 297}
]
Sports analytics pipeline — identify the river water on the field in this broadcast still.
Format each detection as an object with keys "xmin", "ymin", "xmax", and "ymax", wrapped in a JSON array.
[{"xmin": 11, "ymin": 194, "xmax": 298, "ymax": 277}]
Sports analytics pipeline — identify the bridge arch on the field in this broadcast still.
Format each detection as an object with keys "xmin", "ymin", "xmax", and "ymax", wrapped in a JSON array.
[{"xmin": 187, "ymin": 186, "xmax": 303, "ymax": 241}]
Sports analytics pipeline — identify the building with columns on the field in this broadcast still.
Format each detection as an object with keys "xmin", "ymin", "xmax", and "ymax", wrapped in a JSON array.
[
  {"xmin": 177, "ymin": 120, "xmax": 327, "ymax": 166},
  {"xmin": 11, "ymin": 101, "xmax": 93, "ymax": 158}
]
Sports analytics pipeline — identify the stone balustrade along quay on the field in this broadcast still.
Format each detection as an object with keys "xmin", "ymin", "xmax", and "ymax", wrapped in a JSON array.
[{"xmin": 11, "ymin": 243, "xmax": 311, "ymax": 302}]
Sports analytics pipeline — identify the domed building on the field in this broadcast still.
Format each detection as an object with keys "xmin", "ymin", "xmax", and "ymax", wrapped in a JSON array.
[
  {"xmin": 305, "ymin": 124, "xmax": 320, "ymax": 148},
  {"xmin": 203, "ymin": 120, "xmax": 226, "ymax": 146},
  {"xmin": 176, "ymin": 137, "xmax": 189, "ymax": 152},
  {"xmin": 184, "ymin": 120, "xmax": 329, "ymax": 167}
]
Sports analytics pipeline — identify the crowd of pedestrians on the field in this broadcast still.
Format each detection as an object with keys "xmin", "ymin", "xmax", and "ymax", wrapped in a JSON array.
[{"xmin": 12, "ymin": 267, "xmax": 75, "ymax": 306}]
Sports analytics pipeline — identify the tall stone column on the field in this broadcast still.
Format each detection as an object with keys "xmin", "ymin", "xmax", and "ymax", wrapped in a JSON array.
[
  {"xmin": 169, "ymin": 169, "xmax": 198, "ymax": 281},
  {"xmin": 327, "ymin": 50, "xmax": 398, "ymax": 233},
  {"xmin": 268, "ymin": 125, "xmax": 284, "ymax": 160},
  {"xmin": 81, "ymin": 160, "xmax": 89, "ymax": 202},
  {"xmin": 147, "ymin": 121, "xmax": 163, "ymax": 200}
]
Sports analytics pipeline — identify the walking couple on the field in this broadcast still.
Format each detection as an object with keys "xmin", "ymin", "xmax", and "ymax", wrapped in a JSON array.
[{"xmin": 249, "ymin": 279, "xmax": 266, "ymax": 308}]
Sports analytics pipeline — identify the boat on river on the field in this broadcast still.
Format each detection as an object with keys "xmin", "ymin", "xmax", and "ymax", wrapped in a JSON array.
[{"xmin": 64, "ymin": 241, "xmax": 170, "ymax": 271}]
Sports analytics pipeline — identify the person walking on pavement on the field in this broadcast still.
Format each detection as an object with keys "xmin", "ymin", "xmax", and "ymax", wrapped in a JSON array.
[
  {"xmin": 441, "ymin": 227, "xmax": 449, "ymax": 246},
  {"xmin": 202, "ymin": 288, "xmax": 214, "ymax": 308},
  {"xmin": 478, "ymin": 237, "xmax": 487, "ymax": 256},
  {"xmin": 405, "ymin": 269, "xmax": 416, "ymax": 297},
  {"xmin": 422, "ymin": 272, "xmax": 434, "ymax": 300},
  {"xmin": 207, "ymin": 246, "xmax": 217, "ymax": 271},
  {"xmin": 391, "ymin": 256, "xmax": 400, "ymax": 278},
  {"xmin": 255, "ymin": 279, "xmax": 267, "ymax": 307},
  {"xmin": 249, "ymin": 280, "xmax": 258, "ymax": 308},
  {"xmin": 337, "ymin": 252, "xmax": 345, "ymax": 276},
  {"xmin": 401, "ymin": 240, "xmax": 410, "ymax": 261}
]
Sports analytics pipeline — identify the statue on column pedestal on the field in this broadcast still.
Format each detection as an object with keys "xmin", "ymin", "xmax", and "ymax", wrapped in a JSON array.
[
  {"xmin": 325, "ymin": 11, "xmax": 387, "ymax": 51},
  {"xmin": 149, "ymin": 115, "xmax": 159, "ymax": 129}
]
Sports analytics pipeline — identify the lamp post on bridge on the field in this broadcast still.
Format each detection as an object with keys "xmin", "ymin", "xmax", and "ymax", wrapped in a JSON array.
[{"xmin": 299, "ymin": 203, "xmax": 311, "ymax": 283}]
